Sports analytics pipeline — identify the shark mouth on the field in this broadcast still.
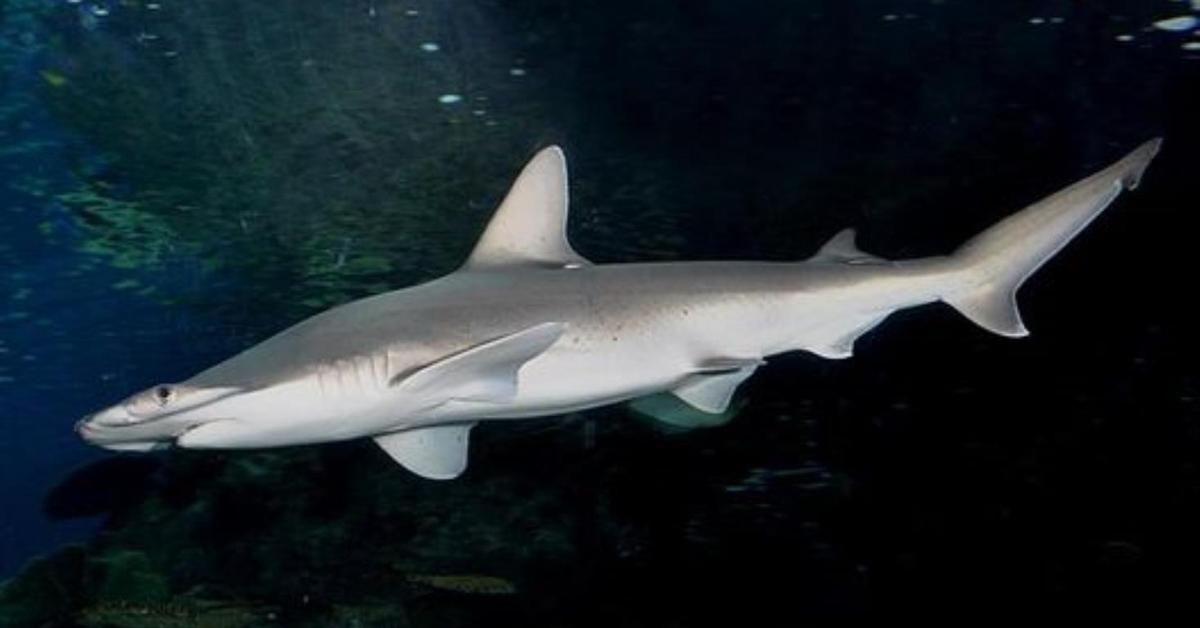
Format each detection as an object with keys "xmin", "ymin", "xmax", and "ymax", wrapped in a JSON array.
[
  {"xmin": 95, "ymin": 440, "xmax": 171, "ymax": 453},
  {"xmin": 76, "ymin": 420, "xmax": 172, "ymax": 452},
  {"xmin": 76, "ymin": 413, "xmax": 227, "ymax": 453},
  {"xmin": 173, "ymin": 420, "xmax": 224, "ymax": 444}
]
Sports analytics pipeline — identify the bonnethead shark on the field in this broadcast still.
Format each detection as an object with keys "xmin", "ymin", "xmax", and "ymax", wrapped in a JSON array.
[{"xmin": 78, "ymin": 139, "xmax": 1162, "ymax": 479}]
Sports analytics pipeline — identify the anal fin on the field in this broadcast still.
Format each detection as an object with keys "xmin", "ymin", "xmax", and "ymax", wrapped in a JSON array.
[{"xmin": 806, "ymin": 312, "xmax": 890, "ymax": 359}]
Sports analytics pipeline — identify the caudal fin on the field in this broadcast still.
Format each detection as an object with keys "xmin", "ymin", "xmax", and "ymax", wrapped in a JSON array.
[{"xmin": 943, "ymin": 138, "xmax": 1162, "ymax": 337}]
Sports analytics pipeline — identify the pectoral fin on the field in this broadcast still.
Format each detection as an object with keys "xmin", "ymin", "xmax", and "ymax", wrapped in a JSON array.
[
  {"xmin": 391, "ymin": 322, "xmax": 565, "ymax": 404},
  {"xmin": 374, "ymin": 423, "xmax": 476, "ymax": 480}
]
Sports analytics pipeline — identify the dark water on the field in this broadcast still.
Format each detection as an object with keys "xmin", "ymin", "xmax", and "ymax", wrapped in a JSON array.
[{"xmin": 1, "ymin": 0, "xmax": 1198, "ymax": 622}]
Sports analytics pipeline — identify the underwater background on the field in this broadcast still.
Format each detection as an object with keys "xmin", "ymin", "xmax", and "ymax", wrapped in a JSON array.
[{"xmin": 1, "ymin": 0, "xmax": 1198, "ymax": 623}]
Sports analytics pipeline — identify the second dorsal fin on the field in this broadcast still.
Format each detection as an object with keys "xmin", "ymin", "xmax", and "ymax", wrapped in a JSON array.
[
  {"xmin": 464, "ymin": 146, "xmax": 591, "ymax": 269},
  {"xmin": 810, "ymin": 228, "xmax": 884, "ymax": 265}
]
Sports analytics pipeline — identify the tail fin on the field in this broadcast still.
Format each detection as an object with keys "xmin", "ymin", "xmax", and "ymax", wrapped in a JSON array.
[{"xmin": 943, "ymin": 138, "xmax": 1162, "ymax": 337}]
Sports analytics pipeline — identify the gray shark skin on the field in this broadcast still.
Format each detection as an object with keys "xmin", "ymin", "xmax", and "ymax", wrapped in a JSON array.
[{"xmin": 78, "ymin": 139, "xmax": 1162, "ymax": 479}]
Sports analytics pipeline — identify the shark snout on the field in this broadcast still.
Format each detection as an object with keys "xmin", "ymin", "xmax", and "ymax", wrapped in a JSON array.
[
  {"xmin": 75, "ymin": 406, "xmax": 179, "ymax": 452},
  {"xmin": 75, "ymin": 412, "xmax": 121, "ymax": 445},
  {"xmin": 75, "ymin": 413, "xmax": 124, "ymax": 443},
  {"xmin": 84, "ymin": 404, "xmax": 138, "ymax": 428}
]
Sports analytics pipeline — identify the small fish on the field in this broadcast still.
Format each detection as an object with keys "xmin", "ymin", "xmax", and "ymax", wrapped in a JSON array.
[
  {"xmin": 1152, "ymin": 15, "xmax": 1199, "ymax": 32},
  {"xmin": 406, "ymin": 574, "xmax": 518, "ymax": 595},
  {"xmin": 40, "ymin": 70, "xmax": 68, "ymax": 88}
]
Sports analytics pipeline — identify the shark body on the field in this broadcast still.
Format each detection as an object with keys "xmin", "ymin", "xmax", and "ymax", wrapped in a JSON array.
[{"xmin": 79, "ymin": 139, "xmax": 1162, "ymax": 479}]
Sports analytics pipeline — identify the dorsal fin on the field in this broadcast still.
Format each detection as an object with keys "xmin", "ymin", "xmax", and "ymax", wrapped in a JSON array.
[
  {"xmin": 810, "ymin": 228, "xmax": 884, "ymax": 264},
  {"xmin": 464, "ymin": 146, "xmax": 591, "ymax": 269}
]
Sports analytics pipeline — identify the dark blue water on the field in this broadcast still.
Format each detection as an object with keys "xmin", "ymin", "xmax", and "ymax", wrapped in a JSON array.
[
  {"xmin": 0, "ymin": 55, "xmax": 247, "ymax": 577},
  {"xmin": 0, "ymin": 2, "xmax": 271, "ymax": 576},
  {"xmin": 2, "ymin": 0, "xmax": 1199, "ymax": 620}
]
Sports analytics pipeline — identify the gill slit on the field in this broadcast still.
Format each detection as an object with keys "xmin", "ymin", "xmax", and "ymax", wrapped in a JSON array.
[
  {"xmin": 317, "ymin": 364, "xmax": 328, "ymax": 399},
  {"xmin": 384, "ymin": 349, "xmax": 392, "ymax": 388}
]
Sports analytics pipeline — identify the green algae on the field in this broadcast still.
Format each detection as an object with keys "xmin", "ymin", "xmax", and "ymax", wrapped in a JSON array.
[
  {"xmin": 0, "ymin": 440, "xmax": 589, "ymax": 626},
  {"xmin": 0, "ymin": 545, "xmax": 87, "ymax": 626},
  {"xmin": 60, "ymin": 183, "xmax": 183, "ymax": 272},
  {"xmin": 25, "ymin": 0, "xmax": 691, "ymax": 319},
  {"xmin": 91, "ymin": 550, "xmax": 170, "ymax": 605},
  {"xmin": 34, "ymin": 0, "xmax": 550, "ymax": 314},
  {"xmin": 78, "ymin": 599, "xmax": 269, "ymax": 628}
]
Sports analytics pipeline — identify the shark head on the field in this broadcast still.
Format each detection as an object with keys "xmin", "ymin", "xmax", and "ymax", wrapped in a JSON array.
[
  {"xmin": 74, "ymin": 146, "xmax": 578, "ymax": 476},
  {"xmin": 76, "ymin": 383, "xmax": 245, "ymax": 452}
]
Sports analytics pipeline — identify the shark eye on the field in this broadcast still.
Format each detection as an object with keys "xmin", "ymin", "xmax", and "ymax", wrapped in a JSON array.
[{"xmin": 125, "ymin": 383, "xmax": 181, "ymax": 419}]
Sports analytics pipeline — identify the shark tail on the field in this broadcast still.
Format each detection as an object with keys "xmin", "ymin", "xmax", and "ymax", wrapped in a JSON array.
[{"xmin": 941, "ymin": 138, "xmax": 1161, "ymax": 337}]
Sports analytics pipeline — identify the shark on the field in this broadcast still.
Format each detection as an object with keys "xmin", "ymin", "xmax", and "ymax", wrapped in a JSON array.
[{"xmin": 78, "ymin": 138, "xmax": 1162, "ymax": 479}]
